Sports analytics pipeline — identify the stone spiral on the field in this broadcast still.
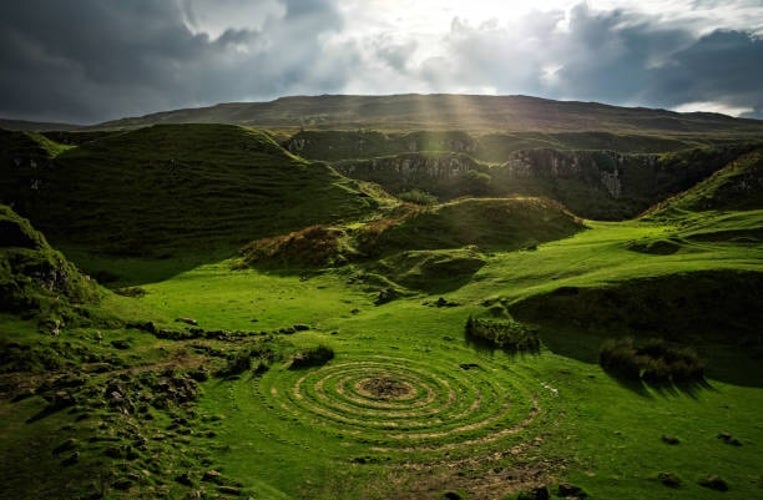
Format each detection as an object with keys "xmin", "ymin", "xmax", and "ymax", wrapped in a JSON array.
[{"xmin": 256, "ymin": 353, "xmax": 542, "ymax": 461}]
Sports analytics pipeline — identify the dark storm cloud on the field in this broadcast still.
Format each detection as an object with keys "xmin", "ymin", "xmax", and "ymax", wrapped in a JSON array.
[
  {"xmin": 418, "ymin": 3, "xmax": 763, "ymax": 117},
  {"xmin": 0, "ymin": 0, "xmax": 761, "ymax": 123},
  {"xmin": 0, "ymin": 0, "xmax": 352, "ymax": 123},
  {"xmin": 646, "ymin": 30, "xmax": 763, "ymax": 116}
]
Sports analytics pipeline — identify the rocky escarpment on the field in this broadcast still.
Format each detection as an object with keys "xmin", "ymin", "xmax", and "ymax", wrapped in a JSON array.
[
  {"xmin": 330, "ymin": 145, "xmax": 752, "ymax": 219},
  {"xmin": 335, "ymin": 152, "xmax": 487, "ymax": 198}
]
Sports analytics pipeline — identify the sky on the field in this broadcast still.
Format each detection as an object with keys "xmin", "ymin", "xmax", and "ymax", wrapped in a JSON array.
[{"xmin": 1, "ymin": 0, "xmax": 762, "ymax": 124}]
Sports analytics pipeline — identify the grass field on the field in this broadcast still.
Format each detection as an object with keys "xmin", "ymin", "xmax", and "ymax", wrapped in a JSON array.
[
  {"xmin": 3, "ymin": 211, "xmax": 758, "ymax": 498},
  {"xmin": 1, "ymin": 122, "xmax": 762, "ymax": 498}
]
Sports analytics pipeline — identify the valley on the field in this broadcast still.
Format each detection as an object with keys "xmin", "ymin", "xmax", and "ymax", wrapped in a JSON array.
[{"xmin": 1, "ymin": 95, "xmax": 762, "ymax": 499}]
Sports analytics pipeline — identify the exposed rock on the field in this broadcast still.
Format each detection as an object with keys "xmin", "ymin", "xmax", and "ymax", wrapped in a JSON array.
[
  {"xmin": 557, "ymin": 483, "xmax": 588, "ymax": 498},
  {"xmin": 698, "ymin": 474, "xmax": 729, "ymax": 491},
  {"xmin": 202, "ymin": 470, "xmax": 224, "ymax": 485},
  {"xmin": 658, "ymin": 472, "xmax": 682, "ymax": 488},
  {"xmin": 517, "ymin": 486, "xmax": 550, "ymax": 500},
  {"xmin": 52, "ymin": 438, "xmax": 78, "ymax": 455},
  {"xmin": 661, "ymin": 434, "xmax": 680, "ymax": 445},
  {"xmin": 218, "ymin": 485, "xmax": 242, "ymax": 496},
  {"xmin": 717, "ymin": 432, "xmax": 742, "ymax": 446},
  {"xmin": 374, "ymin": 287, "xmax": 399, "ymax": 305}
]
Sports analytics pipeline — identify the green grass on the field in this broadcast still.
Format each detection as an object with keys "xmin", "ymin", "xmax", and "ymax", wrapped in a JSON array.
[
  {"xmin": 1, "ymin": 124, "xmax": 378, "ymax": 262},
  {"xmin": 2, "ymin": 121, "xmax": 763, "ymax": 498},
  {"xmin": 2, "ymin": 207, "xmax": 763, "ymax": 497}
]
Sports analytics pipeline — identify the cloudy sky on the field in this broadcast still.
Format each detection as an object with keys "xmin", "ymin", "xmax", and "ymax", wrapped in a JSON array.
[{"xmin": 1, "ymin": 0, "xmax": 762, "ymax": 124}]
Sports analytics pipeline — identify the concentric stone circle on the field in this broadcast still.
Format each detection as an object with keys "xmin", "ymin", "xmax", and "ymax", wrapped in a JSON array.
[{"xmin": 257, "ymin": 353, "xmax": 541, "ymax": 459}]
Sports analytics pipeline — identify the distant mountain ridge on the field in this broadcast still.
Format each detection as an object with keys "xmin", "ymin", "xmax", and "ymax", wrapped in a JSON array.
[{"xmin": 89, "ymin": 94, "xmax": 763, "ymax": 136}]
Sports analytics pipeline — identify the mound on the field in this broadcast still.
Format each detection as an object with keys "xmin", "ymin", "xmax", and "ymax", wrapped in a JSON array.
[
  {"xmin": 358, "ymin": 197, "xmax": 584, "ymax": 257},
  {"xmin": 372, "ymin": 248, "xmax": 486, "ymax": 293},
  {"xmin": 510, "ymin": 270, "xmax": 763, "ymax": 339},
  {"xmin": 0, "ymin": 124, "xmax": 377, "ymax": 256},
  {"xmin": 0, "ymin": 204, "xmax": 99, "ymax": 321}
]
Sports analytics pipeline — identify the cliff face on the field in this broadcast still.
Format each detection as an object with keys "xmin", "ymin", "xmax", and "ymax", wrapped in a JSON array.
[
  {"xmin": 336, "ymin": 152, "xmax": 481, "ymax": 182},
  {"xmin": 501, "ymin": 149, "xmax": 644, "ymax": 199},
  {"xmin": 335, "ymin": 153, "xmax": 488, "ymax": 200},
  {"xmin": 329, "ymin": 145, "xmax": 749, "ymax": 219}
]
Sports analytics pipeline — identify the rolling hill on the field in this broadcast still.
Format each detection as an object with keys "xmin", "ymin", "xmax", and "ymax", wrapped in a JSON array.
[
  {"xmin": 0, "ymin": 124, "xmax": 378, "ymax": 258},
  {"xmin": 97, "ymin": 94, "xmax": 763, "ymax": 137}
]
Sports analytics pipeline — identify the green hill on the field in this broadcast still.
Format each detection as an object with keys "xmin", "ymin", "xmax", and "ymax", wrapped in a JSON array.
[
  {"xmin": 647, "ymin": 149, "xmax": 763, "ymax": 216},
  {"xmin": 0, "ymin": 124, "xmax": 378, "ymax": 258},
  {"xmin": 0, "ymin": 204, "xmax": 99, "ymax": 324}
]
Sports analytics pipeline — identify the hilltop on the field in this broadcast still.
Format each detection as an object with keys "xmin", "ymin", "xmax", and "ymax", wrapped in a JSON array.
[{"xmin": 96, "ymin": 94, "xmax": 763, "ymax": 137}]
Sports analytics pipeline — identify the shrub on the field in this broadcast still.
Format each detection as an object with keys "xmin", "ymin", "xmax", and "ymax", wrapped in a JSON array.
[
  {"xmin": 398, "ymin": 189, "xmax": 438, "ymax": 205},
  {"xmin": 465, "ymin": 316, "xmax": 541, "ymax": 353},
  {"xmin": 289, "ymin": 345, "xmax": 334, "ymax": 369},
  {"xmin": 599, "ymin": 337, "xmax": 704, "ymax": 385}
]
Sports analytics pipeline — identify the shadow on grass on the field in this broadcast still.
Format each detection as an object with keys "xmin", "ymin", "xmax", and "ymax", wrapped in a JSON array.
[
  {"xmin": 61, "ymin": 245, "xmax": 241, "ymax": 287},
  {"xmin": 464, "ymin": 334, "xmax": 542, "ymax": 360},
  {"xmin": 534, "ymin": 324, "xmax": 763, "ymax": 389},
  {"xmin": 602, "ymin": 368, "xmax": 716, "ymax": 399}
]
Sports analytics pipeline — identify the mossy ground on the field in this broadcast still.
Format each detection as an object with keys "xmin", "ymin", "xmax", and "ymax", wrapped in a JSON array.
[{"xmin": 2, "ymin": 210, "xmax": 760, "ymax": 499}]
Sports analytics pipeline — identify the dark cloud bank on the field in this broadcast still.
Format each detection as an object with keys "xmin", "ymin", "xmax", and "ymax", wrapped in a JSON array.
[{"xmin": 0, "ymin": 0, "xmax": 761, "ymax": 124}]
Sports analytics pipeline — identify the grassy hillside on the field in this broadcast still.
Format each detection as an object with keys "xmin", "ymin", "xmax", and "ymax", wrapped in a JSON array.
[
  {"xmin": 0, "ymin": 124, "xmax": 378, "ymax": 261},
  {"xmin": 0, "ymin": 204, "xmax": 100, "ymax": 325}
]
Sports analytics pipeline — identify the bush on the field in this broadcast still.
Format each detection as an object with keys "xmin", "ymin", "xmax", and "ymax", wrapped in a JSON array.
[
  {"xmin": 465, "ymin": 316, "xmax": 541, "ymax": 353},
  {"xmin": 398, "ymin": 189, "xmax": 438, "ymax": 205},
  {"xmin": 599, "ymin": 337, "xmax": 704, "ymax": 385},
  {"xmin": 289, "ymin": 345, "xmax": 334, "ymax": 369}
]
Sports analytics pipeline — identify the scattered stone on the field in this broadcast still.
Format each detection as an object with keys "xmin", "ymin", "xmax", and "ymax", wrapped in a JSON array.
[
  {"xmin": 717, "ymin": 432, "xmax": 742, "ymax": 446},
  {"xmin": 127, "ymin": 321, "xmax": 157, "ymax": 334},
  {"xmin": 53, "ymin": 438, "xmax": 78, "ymax": 455},
  {"xmin": 434, "ymin": 297, "xmax": 459, "ymax": 308},
  {"xmin": 104, "ymin": 446, "xmax": 123, "ymax": 459},
  {"xmin": 375, "ymin": 287, "xmax": 399, "ymax": 305},
  {"xmin": 661, "ymin": 434, "xmax": 681, "ymax": 445},
  {"xmin": 48, "ymin": 391, "xmax": 76, "ymax": 412},
  {"xmin": 517, "ymin": 486, "xmax": 550, "ymax": 500},
  {"xmin": 698, "ymin": 474, "xmax": 729, "ymax": 491},
  {"xmin": 175, "ymin": 317, "xmax": 198, "ymax": 326},
  {"xmin": 442, "ymin": 492, "xmax": 463, "ymax": 500},
  {"xmin": 61, "ymin": 451, "xmax": 79, "ymax": 466},
  {"xmin": 189, "ymin": 368, "xmax": 209, "ymax": 382},
  {"xmin": 658, "ymin": 472, "xmax": 682, "ymax": 488},
  {"xmin": 293, "ymin": 323, "xmax": 310, "ymax": 331},
  {"xmin": 202, "ymin": 470, "xmax": 224, "ymax": 485},
  {"xmin": 557, "ymin": 483, "xmax": 588, "ymax": 498},
  {"xmin": 112, "ymin": 478, "xmax": 134, "ymax": 491},
  {"xmin": 175, "ymin": 472, "xmax": 194, "ymax": 487},
  {"xmin": 111, "ymin": 339, "xmax": 131, "ymax": 350},
  {"xmin": 218, "ymin": 485, "xmax": 242, "ymax": 496}
]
